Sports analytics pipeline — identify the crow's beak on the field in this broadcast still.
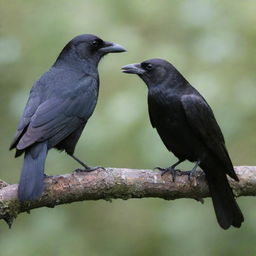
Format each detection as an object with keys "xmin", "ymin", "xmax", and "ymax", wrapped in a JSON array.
[
  {"xmin": 100, "ymin": 41, "xmax": 127, "ymax": 53},
  {"xmin": 121, "ymin": 63, "xmax": 145, "ymax": 74}
]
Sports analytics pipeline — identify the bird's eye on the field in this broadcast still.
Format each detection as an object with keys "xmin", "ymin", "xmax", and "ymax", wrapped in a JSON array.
[
  {"xmin": 91, "ymin": 39, "xmax": 102, "ymax": 49},
  {"xmin": 145, "ymin": 63, "xmax": 152, "ymax": 71},
  {"xmin": 92, "ymin": 40, "xmax": 99, "ymax": 47}
]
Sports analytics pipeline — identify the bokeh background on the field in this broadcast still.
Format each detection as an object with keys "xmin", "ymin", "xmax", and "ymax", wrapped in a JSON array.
[{"xmin": 1, "ymin": 0, "xmax": 256, "ymax": 255}]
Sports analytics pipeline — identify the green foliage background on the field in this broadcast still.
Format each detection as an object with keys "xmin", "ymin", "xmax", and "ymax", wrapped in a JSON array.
[{"xmin": 0, "ymin": 0, "xmax": 256, "ymax": 255}]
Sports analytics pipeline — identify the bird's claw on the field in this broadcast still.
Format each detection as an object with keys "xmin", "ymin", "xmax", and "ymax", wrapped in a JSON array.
[
  {"xmin": 89, "ymin": 166, "xmax": 105, "ymax": 171},
  {"xmin": 154, "ymin": 166, "xmax": 165, "ymax": 171},
  {"xmin": 44, "ymin": 174, "xmax": 53, "ymax": 178},
  {"xmin": 155, "ymin": 167, "xmax": 177, "ymax": 182},
  {"xmin": 74, "ymin": 166, "xmax": 105, "ymax": 173},
  {"xmin": 184, "ymin": 169, "xmax": 197, "ymax": 182}
]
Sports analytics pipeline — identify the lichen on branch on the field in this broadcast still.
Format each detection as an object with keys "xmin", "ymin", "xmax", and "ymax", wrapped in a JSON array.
[{"xmin": 0, "ymin": 166, "xmax": 255, "ymax": 227}]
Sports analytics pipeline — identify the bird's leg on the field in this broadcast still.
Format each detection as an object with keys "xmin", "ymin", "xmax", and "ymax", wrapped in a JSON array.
[
  {"xmin": 70, "ymin": 154, "xmax": 90, "ymax": 169},
  {"xmin": 155, "ymin": 159, "xmax": 184, "ymax": 182},
  {"xmin": 186, "ymin": 160, "xmax": 201, "ymax": 181},
  {"xmin": 70, "ymin": 154, "xmax": 105, "ymax": 172}
]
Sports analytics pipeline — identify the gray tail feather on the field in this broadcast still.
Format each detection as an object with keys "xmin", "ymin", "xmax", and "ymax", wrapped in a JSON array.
[
  {"xmin": 18, "ymin": 143, "xmax": 47, "ymax": 201},
  {"xmin": 201, "ymin": 162, "xmax": 244, "ymax": 229}
]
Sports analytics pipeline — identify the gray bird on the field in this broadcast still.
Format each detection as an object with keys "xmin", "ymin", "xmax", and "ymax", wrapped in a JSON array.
[
  {"xmin": 122, "ymin": 58, "xmax": 244, "ymax": 229},
  {"xmin": 10, "ymin": 34, "xmax": 126, "ymax": 201}
]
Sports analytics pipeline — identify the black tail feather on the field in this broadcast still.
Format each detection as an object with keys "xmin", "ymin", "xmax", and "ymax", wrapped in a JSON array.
[
  {"xmin": 201, "ymin": 163, "xmax": 244, "ymax": 229},
  {"xmin": 18, "ymin": 143, "xmax": 47, "ymax": 201}
]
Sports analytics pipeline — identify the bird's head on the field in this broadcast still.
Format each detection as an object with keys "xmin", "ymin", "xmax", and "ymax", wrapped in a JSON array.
[
  {"xmin": 56, "ymin": 34, "xmax": 126, "ymax": 66},
  {"xmin": 122, "ymin": 58, "xmax": 179, "ymax": 87}
]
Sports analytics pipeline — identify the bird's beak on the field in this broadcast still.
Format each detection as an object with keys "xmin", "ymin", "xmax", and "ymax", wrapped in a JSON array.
[
  {"xmin": 100, "ymin": 41, "xmax": 127, "ymax": 53},
  {"xmin": 121, "ymin": 63, "xmax": 145, "ymax": 74}
]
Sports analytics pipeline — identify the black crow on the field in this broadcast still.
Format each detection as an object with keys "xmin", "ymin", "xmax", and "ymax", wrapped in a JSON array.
[
  {"xmin": 122, "ymin": 58, "xmax": 244, "ymax": 229},
  {"xmin": 10, "ymin": 34, "xmax": 126, "ymax": 201}
]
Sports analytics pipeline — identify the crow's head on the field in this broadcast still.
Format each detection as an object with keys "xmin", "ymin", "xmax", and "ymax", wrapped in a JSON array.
[
  {"xmin": 57, "ymin": 34, "xmax": 126, "ymax": 66},
  {"xmin": 122, "ymin": 58, "xmax": 180, "ymax": 87}
]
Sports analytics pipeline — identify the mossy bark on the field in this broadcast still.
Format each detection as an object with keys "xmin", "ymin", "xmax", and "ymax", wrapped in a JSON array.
[{"xmin": 0, "ymin": 166, "xmax": 255, "ymax": 227}]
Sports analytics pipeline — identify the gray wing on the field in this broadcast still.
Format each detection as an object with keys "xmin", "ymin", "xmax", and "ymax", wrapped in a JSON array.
[
  {"xmin": 15, "ymin": 77, "xmax": 98, "ymax": 151},
  {"xmin": 181, "ymin": 94, "xmax": 236, "ymax": 178},
  {"xmin": 10, "ymin": 88, "xmax": 41, "ymax": 150}
]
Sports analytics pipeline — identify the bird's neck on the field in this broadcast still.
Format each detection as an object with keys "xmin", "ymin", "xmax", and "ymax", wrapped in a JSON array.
[
  {"xmin": 167, "ymin": 71, "xmax": 189, "ymax": 89},
  {"xmin": 148, "ymin": 76, "xmax": 188, "ymax": 93},
  {"xmin": 54, "ymin": 51, "xmax": 99, "ymax": 76}
]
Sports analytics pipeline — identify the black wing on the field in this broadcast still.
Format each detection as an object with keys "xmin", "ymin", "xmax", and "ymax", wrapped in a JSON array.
[
  {"xmin": 15, "ymin": 77, "xmax": 98, "ymax": 151},
  {"xmin": 181, "ymin": 94, "xmax": 237, "ymax": 179}
]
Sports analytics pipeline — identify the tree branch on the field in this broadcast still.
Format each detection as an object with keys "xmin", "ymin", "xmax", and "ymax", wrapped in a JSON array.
[{"xmin": 0, "ymin": 166, "xmax": 255, "ymax": 227}]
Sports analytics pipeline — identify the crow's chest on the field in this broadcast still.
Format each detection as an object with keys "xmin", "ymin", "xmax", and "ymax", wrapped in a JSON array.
[
  {"xmin": 148, "ymin": 92, "xmax": 185, "ymax": 128},
  {"xmin": 148, "ymin": 91, "xmax": 204, "ymax": 161}
]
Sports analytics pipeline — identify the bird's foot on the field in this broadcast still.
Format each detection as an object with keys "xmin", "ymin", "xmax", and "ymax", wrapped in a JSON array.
[
  {"xmin": 74, "ymin": 166, "xmax": 105, "ymax": 173},
  {"xmin": 44, "ymin": 174, "xmax": 53, "ymax": 178},
  {"xmin": 154, "ymin": 167, "xmax": 178, "ymax": 182},
  {"xmin": 184, "ymin": 169, "xmax": 197, "ymax": 182},
  {"xmin": 70, "ymin": 155, "xmax": 105, "ymax": 172},
  {"xmin": 185, "ymin": 160, "xmax": 200, "ymax": 182}
]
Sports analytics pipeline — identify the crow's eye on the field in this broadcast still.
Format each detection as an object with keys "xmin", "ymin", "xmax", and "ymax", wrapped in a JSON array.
[
  {"xmin": 91, "ymin": 39, "xmax": 103, "ymax": 49},
  {"xmin": 143, "ymin": 63, "xmax": 153, "ymax": 71},
  {"xmin": 146, "ymin": 63, "xmax": 152, "ymax": 70}
]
